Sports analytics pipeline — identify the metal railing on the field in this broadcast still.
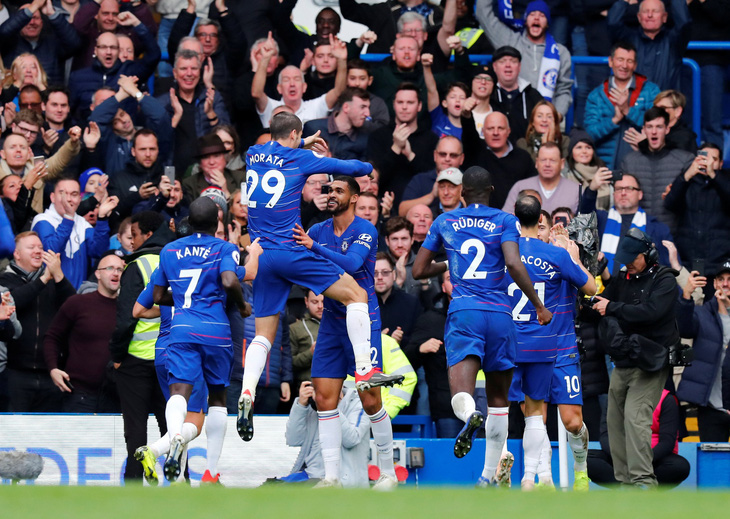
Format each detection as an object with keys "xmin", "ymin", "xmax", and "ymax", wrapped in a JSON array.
[{"xmin": 359, "ymin": 42, "xmax": 730, "ymax": 145}]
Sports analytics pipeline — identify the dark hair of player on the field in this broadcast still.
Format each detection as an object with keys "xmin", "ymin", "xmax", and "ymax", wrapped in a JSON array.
[
  {"xmin": 131, "ymin": 210, "xmax": 165, "ymax": 235},
  {"xmin": 188, "ymin": 197, "xmax": 219, "ymax": 234},
  {"xmin": 270, "ymin": 112, "xmax": 303, "ymax": 140},
  {"xmin": 462, "ymin": 166, "xmax": 493, "ymax": 205},
  {"xmin": 332, "ymin": 175, "xmax": 360, "ymax": 196},
  {"xmin": 514, "ymin": 195, "xmax": 542, "ymax": 228}
]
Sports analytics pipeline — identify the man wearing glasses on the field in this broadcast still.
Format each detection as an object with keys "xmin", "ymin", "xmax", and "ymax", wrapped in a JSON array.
[
  {"xmin": 43, "ymin": 250, "xmax": 125, "ymax": 412},
  {"xmin": 579, "ymin": 173, "xmax": 676, "ymax": 277}
]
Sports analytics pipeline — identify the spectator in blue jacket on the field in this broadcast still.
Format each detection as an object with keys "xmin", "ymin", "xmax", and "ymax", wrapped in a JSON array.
[
  {"xmin": 155, "ymin": 48, "xmax": 230, "ymax": 176},
  {"xmin": 607, "ymin": 0, "xmax": 690, "ymax": 90},
  {"xmin": 89, "ymin": 75, "xmax": 172, "ymax": 178},
  {"xmin": 676, "ymin": 263, "xmax": 730, "ymax": 442},
  {"xmin": 68, "ymin": 13, "xmax": 160, "ymax": 120},
  {"xmin": 226, "ymin": 282, "xmax": 292, "ymax": 415},
  {"xmin": 0, "ymin": 0, "xmax": 82, "ymax": 86},
  {"xmin": 584, "ymin": 41, "xmax": 660, "ymax": 170},
  {"xmin": 30, "ymin": 178, "xmax": 118, "ymax": 289}
]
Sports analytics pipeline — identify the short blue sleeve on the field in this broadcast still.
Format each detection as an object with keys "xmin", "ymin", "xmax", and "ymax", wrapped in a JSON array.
[
  {"xmin": 501, "ymin": 214, "xmax": 520, "ymax": 244},
  {"xmin": 422, "ymin": 219, "xmax": 443, "ymax": 252}
]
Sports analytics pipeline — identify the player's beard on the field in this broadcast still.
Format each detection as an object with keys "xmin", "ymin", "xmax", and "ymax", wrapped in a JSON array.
[{"xmin": 327, "ymin": 199, "xmax": 348, "ymax": 216}]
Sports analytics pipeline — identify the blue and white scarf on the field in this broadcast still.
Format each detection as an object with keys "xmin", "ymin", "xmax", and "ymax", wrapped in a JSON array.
[
  {"xmin": 600, "ymin": 208, "xmax": 647, "ymax": 273},
  {"xmin": 400, "ymin": 2, "xmax": 435, "ymax": 19},
  {"xmin": 495, "ymin": 0, "xmax": 561, "ymax": 101}
]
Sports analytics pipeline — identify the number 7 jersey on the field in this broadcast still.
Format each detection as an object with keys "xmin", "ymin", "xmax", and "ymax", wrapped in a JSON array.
[
  {"xmin": 156, "ymin": 233, "xmax": 241, "ymax": 348},
  {"xmin": 245, "ymin": 141, "xmax": 372, "ymax": 250},
  {"xmin": 421, "ymin": 204, "xmax": 520, "ymax": 315}
]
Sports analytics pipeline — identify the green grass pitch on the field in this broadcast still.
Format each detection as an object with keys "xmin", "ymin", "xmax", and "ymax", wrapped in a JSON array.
[{"xmin": 3, "ymin": 485, "xmax": 728, "ymax": 519}]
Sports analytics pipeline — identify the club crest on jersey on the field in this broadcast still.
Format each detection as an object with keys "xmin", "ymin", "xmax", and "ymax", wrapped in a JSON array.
[{"xmin": 341, "ymin": 240, "xmax": 349, "ymax": 253}]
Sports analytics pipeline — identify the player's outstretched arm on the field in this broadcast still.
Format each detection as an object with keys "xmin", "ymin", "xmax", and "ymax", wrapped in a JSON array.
[
  {"xmin": 132, "ymin": 302, "xmax": 160, "ymax": 319},
  {"xmin": 412, "ymin": 246, "xmax": 447, "ymax": 280},
  {"xmin": 242, "ymin": 238, "xmax": 264, "ymax": 281},
  {"xmin": 502, "ymin": 241, "xmax": 553, "ymax": 325}
]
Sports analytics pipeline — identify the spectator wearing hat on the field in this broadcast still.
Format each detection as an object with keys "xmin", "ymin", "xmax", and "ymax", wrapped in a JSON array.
[
  {"xmin": 430, "ymin": 166, "xmax": 464, "ymax": 218},
  {"xmin": 182, "ymin": 133, "xmax": 245, "ymax": 202},
  {"xmin": 487, "ymin": 46, "xmax": 544, "ymax": 144},
  {"xmin": 461, "ymin": 111, "xmax": 537, "ymax": 210},
  {"xmin": 584, "ymin": 41, "xmax": 660, "ymax": 170},
  {"xmin": 463, "ymin": 63, "xmax": 495, "ymax": 140},
  {"xmin": 43, "ymin": 250, "xmax": 125, "ymax": 413},
  {"xmin": 89, "ymin": 75, "xmax": 172, "ymax": 179},
  {"xmin": 562, "ymin": 129, "xmax": 610, "ymax": 211},
  {"xmin": 475, "ymin": 0, "xmax": 573, "ymax": 117},
  {"xmin": 665, "ymin": 143, "xmax": 730, "ymax": 295},
  {"xmin": 591, "ymin": 228, "xmax": 677, "ymax": 488},
  {"xmin": 503, "ymin": 141, "xmax": 580, "ymax": 214},
  {"xmin": 399, "ymin": 135, "xmax": 464, "ymax": 217},
  {"xmin": 676, "ymin": 258, "xmax": 730, "ymax": 441},
  {"xmin": 109, "ymin": 129, "xmax": 173, "ymax": 221}
]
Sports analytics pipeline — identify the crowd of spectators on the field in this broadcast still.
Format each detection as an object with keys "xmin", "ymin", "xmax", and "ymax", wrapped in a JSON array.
[{"xmin": 0, "ymin": 0, "xmax": 728, "ymax": 484}]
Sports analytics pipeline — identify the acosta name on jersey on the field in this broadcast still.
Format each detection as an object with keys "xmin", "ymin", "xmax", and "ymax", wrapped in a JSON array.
[
  {"xmin": 521, "ymin": 254, "xmax": 557, "ymax": 279},
  {"xmin": 450, "ymin": 217, "xmax": 497, "ymax": 233},
  {"xmin": 248, "ymin": 153, "xmax": 284, "ymax": 168}
]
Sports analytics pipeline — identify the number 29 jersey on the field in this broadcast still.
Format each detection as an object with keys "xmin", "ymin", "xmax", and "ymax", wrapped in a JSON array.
[
  {"xmin": 421, "ymin": 204, "xmax": 520, "ymax": 315},
  {"xmin": 156, "ymin": 233, "xmax": 240, "ymax": 348},
  {"xmin": 245, "ymin": 141, "xmax": 372, "ymax": 251}
]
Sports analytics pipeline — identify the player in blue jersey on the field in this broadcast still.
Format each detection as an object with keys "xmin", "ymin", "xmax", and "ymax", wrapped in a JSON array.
[
  {"xmin": 153, "ymin": 197, "xmax": 262, "ymax": 482},
  {"xmin": 412, "ymin": 166, "xmax": 552, "ymax": 486},
  {"xmin": 238, "ymin": 111, "xmax": 402, "ymax": 442},
  {"xmin": 506, "ymin": 196, "xmax": 596, "ymax": 490},
  {"xmin": 292, "ymin": 176, "xmax": 404, "ymax": 489},
  {"xmin": 131, "ymin": 269, "xmax": 209, "ymax": 485}
]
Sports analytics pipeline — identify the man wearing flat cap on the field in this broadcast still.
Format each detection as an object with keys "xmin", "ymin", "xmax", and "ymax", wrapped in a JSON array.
[
  {"xmin": 591, "ymin": 228, "xmax": 678, "ymax": 488},
  {"xmin": 182, "ymin": 133, "xmax": 245, "ymax": 202},
  {"xmin": 487, "ymin": 46, "xmax": 544, "ymax": 144}
]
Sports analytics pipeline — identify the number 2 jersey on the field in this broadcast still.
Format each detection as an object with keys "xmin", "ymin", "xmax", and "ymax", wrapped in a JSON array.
[
  {"xmin": 156, "ymin": 233, "xmax": 241, "ymax": 348},
  {"xmin": 505, "ymin": 237, "xmax": 588, "ymax": 363},
  {"xmin": 245, "ymin": 141, "xmax": 372, "ymax": 251},
  {"xmin": 308, "ymin": 216, "xmax": 380, "ymax": 333},
  {"xmin": 421, "ymin": 204, "xmax": 520, "ymax": 315}
]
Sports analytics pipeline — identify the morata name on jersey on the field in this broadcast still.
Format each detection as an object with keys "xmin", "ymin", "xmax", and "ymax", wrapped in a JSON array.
[{"xmin": 248, "ymin": 153, "xmax": 285, "ymax": 168}]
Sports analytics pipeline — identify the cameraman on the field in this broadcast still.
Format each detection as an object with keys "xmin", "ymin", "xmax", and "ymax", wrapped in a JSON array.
[{"xmin": 591, "ymin": 229, "xmax": 678, "ymax": 488}]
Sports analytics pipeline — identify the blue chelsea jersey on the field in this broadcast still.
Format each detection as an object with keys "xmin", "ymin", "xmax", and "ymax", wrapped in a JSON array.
[
  {"xmin": 156, "ymin": 233, "xmax": 240, "ymax": 347},
  {"xmin": 308, "ymin": 216, "xmax": 380, "ymax": 332},
  {"xmin": 505, "ymin": 237, "xmax": 588, "ymax": 362},
  {"xmin": 422, "ymin": 204, "xmax": 520, "ymax": 315},
  {"xmin": 244, "ymin": 141, "xmax": 372, "ymax": 251}
]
